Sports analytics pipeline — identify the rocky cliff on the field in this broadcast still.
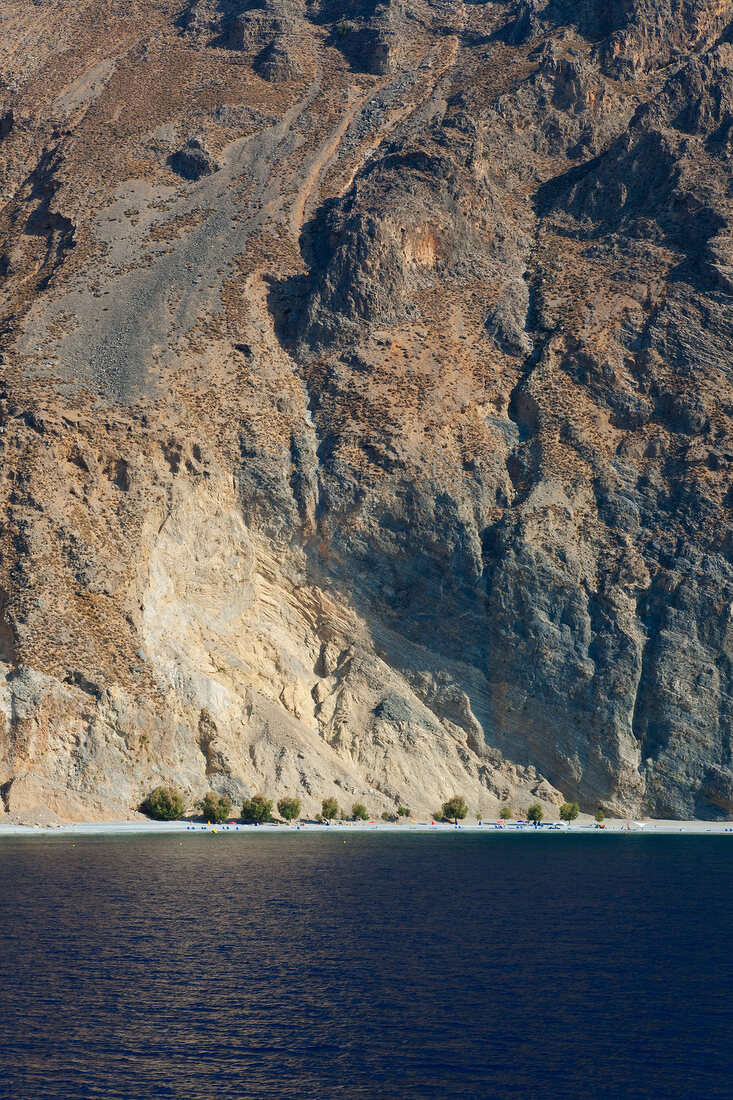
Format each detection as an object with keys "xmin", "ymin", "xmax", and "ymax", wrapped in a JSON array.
[{"xmin": 1, "ymin": 0, "xmax": 733, "ymax": 821}]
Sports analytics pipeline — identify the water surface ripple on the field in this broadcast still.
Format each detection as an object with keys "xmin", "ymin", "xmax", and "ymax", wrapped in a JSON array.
[{"xmin": 1, "ymin": 833, "xmax": 731, "ymax": 1098}]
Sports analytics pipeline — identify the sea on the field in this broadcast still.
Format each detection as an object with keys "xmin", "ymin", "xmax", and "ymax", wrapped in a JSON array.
[{"xmin": 1, "ymin": 831, "xmax": 731, "ymax": 1099}]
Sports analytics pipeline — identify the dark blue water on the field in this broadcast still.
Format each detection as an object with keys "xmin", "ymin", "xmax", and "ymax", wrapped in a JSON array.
[{"xmin": 1, "ymin": 833, "xmax": 731, "ymax": 1099}]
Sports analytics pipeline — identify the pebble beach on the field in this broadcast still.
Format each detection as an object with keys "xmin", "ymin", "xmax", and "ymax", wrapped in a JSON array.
[{"xmin": 1, "ymin": 816, "xmax": 732, "ymax": 837}]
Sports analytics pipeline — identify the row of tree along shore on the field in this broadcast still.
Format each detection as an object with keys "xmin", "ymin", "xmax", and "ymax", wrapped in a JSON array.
[{"xmin": 140, "ymin": 788, "xmax": 606, "ymax": 825}]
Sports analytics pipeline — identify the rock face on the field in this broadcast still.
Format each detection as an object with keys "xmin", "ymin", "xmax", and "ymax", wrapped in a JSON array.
[
  {"xmin": 169, "ymin": 137, "xmax": 220, "ymax": 180},
  {"xmin": 1, "ymin": 0, "xmax": 732, "ymax": 821}
]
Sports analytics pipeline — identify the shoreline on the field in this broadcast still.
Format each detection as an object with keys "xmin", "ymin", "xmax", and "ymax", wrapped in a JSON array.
[{"xmin": 1, "ymin": 817, "xmax": 732, "ymax": 837}]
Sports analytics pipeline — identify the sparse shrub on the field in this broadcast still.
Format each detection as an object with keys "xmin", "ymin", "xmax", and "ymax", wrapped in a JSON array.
[
  {"xmin": 277, "ymin": 796, "xmax": 301, "ymax": 822},
  {"xmin": 241, "ymin": 794, "xmax": 273, "ymax": 824},
  {"xmin": 352, "ymin": 802, "xmax": 369, "ymax": 821},
  {"xmin": 441, "ymin": 795, "xmax": 468, "ymax": 824},
  {"xmin": 527, "ymin": 802, "xmax": 544, "ymax": 823},
  {"xmin": 381, "ymin": 811, "xmax": 392, "ymax": 821},
  {"xmin": 559, "ymin": 801, "xmax": 579, "ymax": 821},
  {"xmin": 200, "ymin": 791, "xmax": 232, "ymax": 823},
  {"xmin": 321, "ymin": 797, "xmax": 339, "ymax": 821},
  {"xmin": 595, "ymin": 807, "xmax": 605, "ymax": 823},
  {"xmin": 336, "ymin": 21, "xmax": 352, "ymax": 37},
  {"xmin": 397, "ymin": 806, "xmax": 409, "ymax": 817},
  {"xmin": 142, "ymin": 786, "xmax": 185, "ymax": 821},
  {"xmin": 499, "ymin": 805, "xmax": 512, "ymax": 820}
]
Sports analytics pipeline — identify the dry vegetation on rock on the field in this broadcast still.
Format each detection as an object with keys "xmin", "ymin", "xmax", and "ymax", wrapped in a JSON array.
[{"xmin": 1, "ymin": 0, "xmax": 733, "ymax": 822}]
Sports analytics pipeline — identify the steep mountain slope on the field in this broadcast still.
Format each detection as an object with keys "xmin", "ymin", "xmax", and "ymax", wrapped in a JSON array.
[{"xmin": 1, "ymin": 0, "xmax": 733, "ymax": 820}]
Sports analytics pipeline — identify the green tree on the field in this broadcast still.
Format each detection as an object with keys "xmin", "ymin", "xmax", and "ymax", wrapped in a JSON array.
[
  {"xmin": 397, "ymin": 806, "xmax": 409, "ymax": 817},
  {"xmin": 241, "ymin": 794, "xmax": 273, "ymax": 823},
  {"xmin": 352, "ymin": 802, "xmax": 369, "ymax": 821},
  {"xmin": 499, "ymin": 805, "xmax": 512, "ymax": 820},
  {"xmin": 381, "ymin": 810, "xmax": 393, "ymax": 821},
  {"xmin": 142, "ymin": 786, "xmax": 185, "ymax": 821},
  {"xmin": 321, "ymin": 797, "xmax": 339, "ymax": 821},
  {"xmin": 559, "ymin": 801, "xmax": 579, "ymax": 821},
  {"xmin": 442, "ymin": 795, "xmax": 468, "ymax": 824},
  {"xmin": 527, "ymin": 802, "xmax": 544, "ymax": 823},
  {"xmin": 277, "ymin": 796, "xmax": 301, "ymax": 822},
  {"xmin": 200, "ymin": 791, "xmax": 232, "ymax": 823},
  {"xmin": 595, "ymin": 807, "xmax": 605, "ymax": 823}
]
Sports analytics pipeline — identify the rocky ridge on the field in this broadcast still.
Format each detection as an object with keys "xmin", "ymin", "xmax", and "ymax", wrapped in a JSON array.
[{"xmin": 1, "ymin": 0, "xmax": 733, "ymax": 820}]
